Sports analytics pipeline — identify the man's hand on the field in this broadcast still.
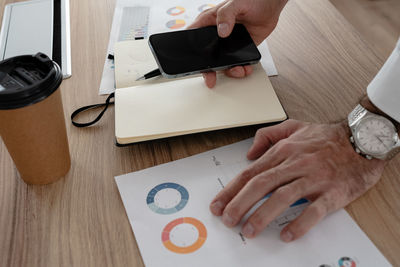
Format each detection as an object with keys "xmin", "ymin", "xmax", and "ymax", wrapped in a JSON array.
[
  {"xmin": 209, "ymin": 120, "xmax": 386, "ymax": 242},
  {"xmin": 188, "ymin": 0, "xmax": 288, "ymax": 88}
]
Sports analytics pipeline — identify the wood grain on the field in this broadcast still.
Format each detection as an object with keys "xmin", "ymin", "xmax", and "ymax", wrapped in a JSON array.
[
  {"xmin": 0, "ymin": 0, "xmax": 399, "ymax": 266},
  {"xmin": 330, "ymin": 0, "xmax": 400, "ymax": 59}
]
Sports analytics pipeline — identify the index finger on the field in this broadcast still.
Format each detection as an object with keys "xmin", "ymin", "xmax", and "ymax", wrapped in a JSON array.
[{"xmin": 209, "ymin": 143, "xmax": 292, "ymax": 216}]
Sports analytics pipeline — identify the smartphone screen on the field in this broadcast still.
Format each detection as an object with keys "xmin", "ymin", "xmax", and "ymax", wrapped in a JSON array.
[{"xmin": 149, "ymin": 24, "xmax": 261, "ymax": 77}]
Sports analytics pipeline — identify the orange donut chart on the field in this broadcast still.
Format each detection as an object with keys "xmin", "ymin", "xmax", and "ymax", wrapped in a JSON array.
[
  {"xmin": 167, "ymin": 6, "xmax": 185, "ymax": 16},
  {"xmin": 162, "ymin": 217, "xmax": 207, "ymax": 254},
  {"xmin": 198, "ymin": 4, "xmax": 216, "ymax": 12},
  {"xmin": 166, "ymin": 19, "xmax": 186, "ymax": 30}
]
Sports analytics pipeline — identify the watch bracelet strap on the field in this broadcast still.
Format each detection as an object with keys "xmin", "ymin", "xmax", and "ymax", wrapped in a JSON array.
[
  {"xmin": 348, "ymin": 104, "xmax": 367, "ymax": 126},
  {"xmin": 387, "ymin": 146, "xmax": 400, "ymax": 160}
]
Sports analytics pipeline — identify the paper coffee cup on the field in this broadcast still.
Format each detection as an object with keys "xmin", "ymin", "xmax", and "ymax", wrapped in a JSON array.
[{"xmin": 0, "ymin": 53, "xmax": 70, "ymax": 185}]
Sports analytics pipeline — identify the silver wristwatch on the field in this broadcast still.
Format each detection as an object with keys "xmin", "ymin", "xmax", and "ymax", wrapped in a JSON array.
[{"xmin": 348, "ymin": 104, "xmax": 400, "ymax": 160}]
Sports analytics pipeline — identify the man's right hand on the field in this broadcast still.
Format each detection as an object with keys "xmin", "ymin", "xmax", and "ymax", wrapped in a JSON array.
[{"xmin": 189, "ymin": 0, "xmax": 288, "ymax": 88}]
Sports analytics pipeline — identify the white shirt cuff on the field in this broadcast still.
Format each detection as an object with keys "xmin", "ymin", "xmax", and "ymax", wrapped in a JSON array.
[{"xmin": 367, "ymin": 38, "xmax": 400, "ymax": 123}]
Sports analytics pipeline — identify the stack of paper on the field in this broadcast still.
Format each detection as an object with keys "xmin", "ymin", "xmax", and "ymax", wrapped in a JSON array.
[{"xmin": 115, "ymin": 138, "xmax": 391, "ymax": 267}]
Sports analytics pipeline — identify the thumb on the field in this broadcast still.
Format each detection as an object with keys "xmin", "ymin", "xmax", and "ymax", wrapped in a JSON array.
[
  {"xmin": 216, "ymin": 1, "xmax": 241, "ymax": 37},
  {"xmin": 247, "ymin": 120, "xmax": 302, "ymax": 160}
]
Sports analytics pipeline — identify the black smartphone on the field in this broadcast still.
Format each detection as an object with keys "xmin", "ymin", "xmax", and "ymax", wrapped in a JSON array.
[{"xmin": 148, "ymin": 24, "xmax": 261, "ymax": 78}]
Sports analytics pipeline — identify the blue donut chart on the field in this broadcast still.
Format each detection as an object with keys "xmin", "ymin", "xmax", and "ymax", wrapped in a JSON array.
[{"xmin": 146, "ymin": 183, "xmax": 189, "ymax": 214}]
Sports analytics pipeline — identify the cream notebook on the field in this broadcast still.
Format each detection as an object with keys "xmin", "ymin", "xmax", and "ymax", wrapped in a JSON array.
[{"xmin": 114, "ymin": 40, "xmax": 286, "ymax": 144}]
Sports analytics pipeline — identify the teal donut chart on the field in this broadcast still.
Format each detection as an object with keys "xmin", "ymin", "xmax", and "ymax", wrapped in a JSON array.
[
  {"xmin": 146, "ymin": 183, "xmax": 189, "ymax": 214},
  {"xmin": 338, "ymin": 257, "xmax": 356, "ymax": 267}
]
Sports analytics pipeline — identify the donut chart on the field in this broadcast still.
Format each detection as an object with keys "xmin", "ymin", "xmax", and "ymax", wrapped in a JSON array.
[
  {"xmin": 162, "ymin": 217, "xmax": 207, "ymax": 254},
  {"xmin": 166, "ymin": 19, "xmax": 186, "ymax": 30},
  {"xmin": 147, "ymin": 183, "xmax": 189, "ymax": 215},
  {"xmin": 198, "ymin": 4, "xmax": 216, "ymax": 12},
  {"xmin": 339, "ymin": 257, "xmax": 356, "ymax": 267},
  {"xmin": 167, "ymin": 6, "xmax": 185, "ymax": 16}
]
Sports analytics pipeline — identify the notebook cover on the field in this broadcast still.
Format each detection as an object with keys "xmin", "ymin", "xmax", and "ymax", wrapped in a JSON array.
[{"xmin": 114, "ymin": 40, "xmax": 286, "ymax": 144}]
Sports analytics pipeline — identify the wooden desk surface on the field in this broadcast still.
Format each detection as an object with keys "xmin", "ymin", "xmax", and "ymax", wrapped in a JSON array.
[{"xmin": 1, "ymin": 0, "xmax": 399, "ymax": 266}]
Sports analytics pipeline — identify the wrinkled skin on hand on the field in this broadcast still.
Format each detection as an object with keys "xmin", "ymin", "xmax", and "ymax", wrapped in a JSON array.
[
  {"xmin": 209, "ymin": 119, "xmax": 386, "ymax": 242},
  {"xmin": 189, "ymin": 0, "xmax": 288, "ymax": 88}
]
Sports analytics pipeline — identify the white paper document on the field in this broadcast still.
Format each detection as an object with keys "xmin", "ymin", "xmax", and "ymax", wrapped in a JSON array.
[
  {"xmin": 115, "ymin": 139, "xmax": 391, "ymax": 267},
  {"xmin": 99, "ymin": 0, "xmax": 278, "ymax": 95}
]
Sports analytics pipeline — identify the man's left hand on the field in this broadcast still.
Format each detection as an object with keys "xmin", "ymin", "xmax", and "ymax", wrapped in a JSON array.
[{"xmin": 209, "ymin": 119, "xmax": 386, "ymax": 242}]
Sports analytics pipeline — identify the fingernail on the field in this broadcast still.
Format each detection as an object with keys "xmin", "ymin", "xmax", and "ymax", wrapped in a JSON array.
[
  {"xmin": 222, "ymin": 213, "xmax": 234, "ymax": 227},
  {"xmin": 242, "ymin": 223, "xmax": 255, "ymax": 237},
  {"xmin": 281, "ymin": 230, "xmax": 293, "ymax": 242},
  {"xmin": 210, "ymin": 201, "xmax": 224, "ymax": 214},
  {"xmin": 218, "ymin": 23, "xmax": 229, "ymax": 37}
]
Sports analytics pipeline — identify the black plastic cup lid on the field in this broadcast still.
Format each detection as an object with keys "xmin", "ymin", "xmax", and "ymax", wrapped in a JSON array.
[{"xmin": 0, "ymin": 53, "xmax": 63, "ymax": 110}]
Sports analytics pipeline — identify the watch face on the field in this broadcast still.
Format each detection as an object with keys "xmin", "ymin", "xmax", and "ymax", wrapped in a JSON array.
[{"xmin": 355, "ymin": 115, "xmax": 398, "ymax": 156}]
